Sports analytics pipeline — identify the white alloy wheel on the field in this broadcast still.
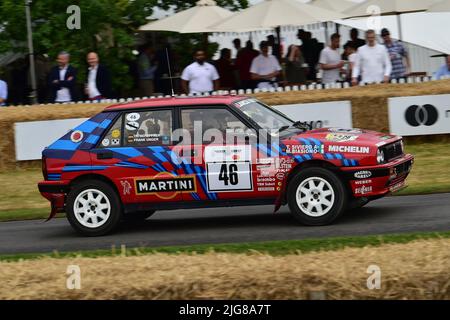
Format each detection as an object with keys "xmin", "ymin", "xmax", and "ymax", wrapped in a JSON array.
[
  {"xmin": 73, "ymin": 189, "xmax": 111, "ymax": 228},
  {"xmin": 295, "ymin": 177, "xmax": 335, "ymax": 217}
]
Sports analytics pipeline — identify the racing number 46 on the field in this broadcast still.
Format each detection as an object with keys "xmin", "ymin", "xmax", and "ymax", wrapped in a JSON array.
[{"xmin": 219, "ymin": 164, "xmax": 239, "ymax": 186}]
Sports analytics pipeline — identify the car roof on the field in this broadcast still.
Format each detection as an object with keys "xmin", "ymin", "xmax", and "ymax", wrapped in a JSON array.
[{"xmin": 104, "ymin": 95, "xmax": 248, "ymax": 111}]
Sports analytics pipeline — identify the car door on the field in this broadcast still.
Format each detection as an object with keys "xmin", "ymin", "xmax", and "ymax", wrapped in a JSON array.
[
  {"xmin": 91, "ymin": 108, "xmax": 186, "ymax": 205},
  {"xmin": 177, "ymin": 106, "xmax": 259, "ymax": 202}
]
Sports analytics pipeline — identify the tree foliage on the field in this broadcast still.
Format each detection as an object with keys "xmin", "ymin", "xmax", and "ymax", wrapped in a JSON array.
[{"xmin": 0, "ymin": 0, "xmax": 248, "ymax": 97}]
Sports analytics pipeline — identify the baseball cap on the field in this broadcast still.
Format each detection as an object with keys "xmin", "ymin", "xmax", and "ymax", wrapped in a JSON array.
[{"xmin": 381, "ymin": 28, "xmax": 390, "ymax": 36}]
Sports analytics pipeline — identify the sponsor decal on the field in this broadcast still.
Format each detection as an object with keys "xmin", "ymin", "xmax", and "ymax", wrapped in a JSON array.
[
  {"xmin": 355, "ymin": 179, "xmax": 372, "ymax": 185},
  {"xmin": 405, "ymin": 104, "xmax": 438, "ymax": 127},
  {"xmin": 135, "ymin": 174, "xmax": 197, "ymax": 199},
  {"xmin": 101, "ymin": 139, "xmax": 110, "ymax": 147},
  {"xmin": 286, "ymin": 144, "xmax": 324, "ymax": 154},
  {"xmin": 326, "ymin": 134, "xmax": 358, "ymax": 142},
  {"xmin": 70, "ymin": 130, "xmax": 84, "ymax": 143},
  {"xmin": 120, "ymin": 180, "xmax": 132, "ymax": 195},
  {"xmin": 125, "ymin": 121, "xmax": 139, "ymax": 131},
  {"xmin": 235, "ymin": 98, "xmax": 257, "ymax": 108},
  {"xmin": 111, "ymin": 139, "xmax": 120, "ymax": 146},
  {"xmin": 204, "ymin": 145, "xmax": 251, "ymax": 163},
  {"xmin": 389, "ymin": 181, "xmax": 406, "ymax": 192},
  {"xmin": 258, "ymin": 187, "xmax": 275, "ymax": 192},
  {"xmin": 354, "ymin": 171, "xmax": 372, "ymax": 179},
  {"xmin": 329, "ymin": 128, "xmax": 363, "ymax": 134},
  {"xmin": 128, "ymin": 133, "xmax": 163, "ymax": 144},
  {"xmin": 126, "ymin": 112, "xmax": 141, "ymax": 122},
  {"xmin": 355, "ymin": 185, "xmax": 373, "ymax": 195},
  {"xmin": 380, "ymin": 135, "xmax": 394, "ymax": 141},
  {"xmin": 111, "ymin": 129, "xmax": 121, "ymax": 139},
  {"xmin": 328, "ymin": 145, "xmax": 370, "ymax": 154},
  {"xmin": 276, "ymin": 172, "xmax": 285, "ymax": 180}
]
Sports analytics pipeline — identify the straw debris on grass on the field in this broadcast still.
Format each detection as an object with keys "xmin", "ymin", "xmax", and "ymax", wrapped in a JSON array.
[{"xmin": 0, "ymin": 238, "xmax": 448, "ymax": 300}]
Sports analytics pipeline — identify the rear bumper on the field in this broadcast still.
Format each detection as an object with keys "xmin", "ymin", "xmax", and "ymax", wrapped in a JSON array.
[
  {"xmin": 341, "ymin": 154, "xmax": 414, "ymax": 198},
  {"xmin": 38, "ymin": 181, "xmax": 70, "ymax": 216}
]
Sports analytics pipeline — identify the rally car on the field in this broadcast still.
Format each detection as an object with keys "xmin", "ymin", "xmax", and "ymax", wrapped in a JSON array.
[{"xmin": 38, "ymin": 96, "xmax": 414, "ymax": 236}]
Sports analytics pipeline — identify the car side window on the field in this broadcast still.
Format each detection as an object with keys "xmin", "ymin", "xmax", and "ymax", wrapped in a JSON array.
[
  {"xmin": 99, "ymin": 115, "xmax": 123, "ymax": 148},
  {"xmin": 124, "ymin": 109, "xmax": 173, "ymax": 147},
  {"xmin": 181, "ymin": 108, "xmax": 249, "ymax": 145}
]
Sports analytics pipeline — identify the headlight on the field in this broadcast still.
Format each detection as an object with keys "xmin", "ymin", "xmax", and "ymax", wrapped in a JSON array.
[
  {"xmin": 400, "ymin": 140, "xmax": 405, "ymax": 154},
  {"xmin": 377, "ymin": 149, "xmax": 385, "ymax": 164}
]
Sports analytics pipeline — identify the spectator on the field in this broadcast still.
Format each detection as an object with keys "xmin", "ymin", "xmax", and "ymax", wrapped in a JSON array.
[
  {"xmin": 215, "ymin": 48, "xmax": 236, "ymax": 90},
  {"xmin": 352, "ymin": 30, "xmax": 392, "ymax": 85},
  {"xmin": 181, "ymin": 49, "xmax": 220, "ymax": 95},
  {"xmin": 138, "ymin": 45, "xmax": 157, "ymax": 97},
  {"xmin": 267, "ymin": 35, "xmax": 281, "ymax": 60},
  {"xmin": 235, "ymin": 40, "xmax": 259, "ymax": 90},
  {"xmin": 232, "ymin": 38, "xmax": 243, "ymax": 58},
  {"xmin": 285, "ymin": 45, "xmax": 307, "ymax": 85},
  {"xmin": 381, "ymin": 28, "xmax": 410, "ymax": 80},
  {"xmin": 433, "ymin": 55, "xmax": 450, "ymax": 80},
  {"xmin": 298, "ymin": 30, "xmax": 323, "ymax": 81},
  {"xmin": 48, "ymin": 52, "xmax": 77, "ymax": 103},
  {"xmin": 250, "ymin": 41, "xmax": 282, "ymax": 89},
  {"xmin": 344, "ymin": 44, "xmax": 358, "ymax": 82},
  {"xmin": 345, "ymin": 28, "xmax": 366, "ymax": 51},
  {"xmin": 0, "ymin": 78, "xmax": 7, "ymax": 106},
  {"xmin": 319, "ymin": 33, "xmax": 344, "ymax": 84},
  {"xmin": 85, "ymin": 52, "xmax": 112, "ymax": 100}
]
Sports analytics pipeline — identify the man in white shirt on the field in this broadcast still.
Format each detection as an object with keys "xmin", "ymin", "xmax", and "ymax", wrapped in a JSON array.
[
  {"xmin": 352, "ymin": 30, "xmax": 392, "ymax": 86},
  {"xmin": 85, "ymin": 52, "xmax": 111, "ymax": 100},
  {"xmin": 319, "ymin": 33, "xmax": 344, "ymax": 84},
  {"xmin": 181, "ymin": 50, "xmax": 220, "ymax": 95},
  {"xmin": 250, "ymin": 41, "xmax": 282, "ymax": 89},
  {"xmin": 48, "ymin": 52, "xmax": 77, "ymax": 103}
]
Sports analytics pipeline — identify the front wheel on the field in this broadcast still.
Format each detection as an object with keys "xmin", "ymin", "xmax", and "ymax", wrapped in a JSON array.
[
  {"xmin": 287, "ymin": 167, "xmax": 348, "ymax": 226},
  {"xmin": 66, "ymin": 180, "xmax": 123, "ymax": 236}
]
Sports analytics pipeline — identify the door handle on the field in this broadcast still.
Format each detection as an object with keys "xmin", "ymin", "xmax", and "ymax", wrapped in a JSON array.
[{"xmin": 97, "ymin": 151, "xmax": 113, "ymax": 160}]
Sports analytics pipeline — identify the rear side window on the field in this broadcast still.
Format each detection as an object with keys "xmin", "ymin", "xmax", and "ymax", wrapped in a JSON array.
[
  {"xmin": 124, "ymin": 109, "xmax": 173, "ymax": 147},
  {"xmin": 99, "ymin": 115, "xmax": 123, "ymax": 148}
]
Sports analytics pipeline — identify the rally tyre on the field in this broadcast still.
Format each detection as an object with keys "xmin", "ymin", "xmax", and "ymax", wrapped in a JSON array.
[
  {"xmin": 287, "ymin": 167, "xmax": 348, "ymax": 226},
  {"xmin": 66, "ymin": 180, "xmax": 123, "ymax": 236},
  {"xmin": 123, "ymin": 211, "xmax": 156, "ymax": 222}
]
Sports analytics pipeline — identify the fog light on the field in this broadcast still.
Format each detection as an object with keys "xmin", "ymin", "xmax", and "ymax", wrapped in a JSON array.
[{"xmin": 377, "ymin": 149, "xmax": 385, "ymax": 164}]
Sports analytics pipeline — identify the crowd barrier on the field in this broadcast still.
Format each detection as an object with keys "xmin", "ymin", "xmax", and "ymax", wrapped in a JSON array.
[{"xmin": 1, "ymin": 79, "xmax": 449, "ymax": 170}]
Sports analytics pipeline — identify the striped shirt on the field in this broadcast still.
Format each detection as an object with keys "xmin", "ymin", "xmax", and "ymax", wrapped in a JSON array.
[{"xmin": 384, "ymin": 40, "xmax": 408, "ymax": 79}]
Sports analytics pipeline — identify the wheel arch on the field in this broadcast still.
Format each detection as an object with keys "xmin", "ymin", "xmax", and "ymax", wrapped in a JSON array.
[
  {"xmin": 68, "ymin": 173, "xmax": 121, "ymax": 197},
  {"xmin": 280, "ymin": 159, "xmax": 350, "ymax": 205}
]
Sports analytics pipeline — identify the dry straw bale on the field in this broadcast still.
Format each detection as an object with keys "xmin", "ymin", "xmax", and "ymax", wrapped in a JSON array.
[{"xmin": 0, "ymin": 238, "xmax": 449, "ymax": 300}]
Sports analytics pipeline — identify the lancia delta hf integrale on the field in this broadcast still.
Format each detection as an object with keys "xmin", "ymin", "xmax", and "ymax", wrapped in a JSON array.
[{"xmin": 38, "ymin": 96, "xmax": 414, "ymax": 236}]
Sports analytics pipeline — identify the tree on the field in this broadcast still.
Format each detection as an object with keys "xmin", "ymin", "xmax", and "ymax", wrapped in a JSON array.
[{"xmin": 0, "ymin": 0, "xmax": 248, "ymax": 99}]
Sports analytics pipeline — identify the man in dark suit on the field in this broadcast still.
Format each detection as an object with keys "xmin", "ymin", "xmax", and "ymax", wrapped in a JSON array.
[
  {"xmin": 85, "ymin": 52, "xmax": 112, "ymax": 100},
  {"xmin": 48, "ymin": 52, "xmax": 78, "ymax": 103}
]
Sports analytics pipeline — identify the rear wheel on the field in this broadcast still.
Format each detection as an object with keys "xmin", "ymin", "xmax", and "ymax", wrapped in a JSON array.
[
  {"xmin": 66, "ymin": 180, "xmax": 123, "ymax": 236},
  {"xmin": 287, "ymin": 167, "xmax": 348, "ymax": 226}
]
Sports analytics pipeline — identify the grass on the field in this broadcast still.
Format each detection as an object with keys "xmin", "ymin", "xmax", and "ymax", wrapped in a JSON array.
[
  {"xmin": 0, "ymin": 230, "xmax": 449, "ymax": 262},
  {"xmin": 0, "ymin": 142, "xmax": 449, "ymax": 222}
]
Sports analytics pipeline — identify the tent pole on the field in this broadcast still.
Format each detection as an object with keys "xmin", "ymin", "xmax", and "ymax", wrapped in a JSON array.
[{"xmin": 397, "ymin": 14, "xmax": 403, "ymax": 41}]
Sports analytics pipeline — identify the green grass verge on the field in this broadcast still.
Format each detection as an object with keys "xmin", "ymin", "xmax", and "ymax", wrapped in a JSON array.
[
  {"xmin": 0, "ymin": 142, "xmax": 449, "ymax": 222},
  {"xmin": 1, "ymin": 230, "xmax": 449, "ymax": 262}
]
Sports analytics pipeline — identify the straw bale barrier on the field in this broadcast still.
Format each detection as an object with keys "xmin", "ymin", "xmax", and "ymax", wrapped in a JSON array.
[
  {"xmin": 1, "ymin": 80, "xmax": 450, "ymax": 170},
  {"xmin": 0, "ymin": 238, "xmax": 448, "ymax": 300}
]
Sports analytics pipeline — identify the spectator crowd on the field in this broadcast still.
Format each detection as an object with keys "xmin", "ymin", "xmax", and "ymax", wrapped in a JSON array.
[{"xmin": 1, "ymin": 28, "xmax": 450, "ymax": 105}]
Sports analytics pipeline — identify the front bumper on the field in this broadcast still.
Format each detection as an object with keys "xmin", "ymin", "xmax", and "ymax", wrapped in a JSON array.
[
  {"xmin": 341, "ymin": 154, "xmax": 414, "ymax": 198},
  {"xmin": 38, "ymin": 181, "xmax": 70, "ymax": 219}
]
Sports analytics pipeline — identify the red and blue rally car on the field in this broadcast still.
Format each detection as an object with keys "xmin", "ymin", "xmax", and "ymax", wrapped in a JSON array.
[{"xmin": 38, "ymin": 96, "xmax": 414, "ymax": 236}]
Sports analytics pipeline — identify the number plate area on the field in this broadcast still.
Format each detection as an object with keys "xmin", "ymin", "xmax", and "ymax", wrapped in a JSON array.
[{"xmin": 205, "ymin": 145, "xmax": 253, "ymax": 192}]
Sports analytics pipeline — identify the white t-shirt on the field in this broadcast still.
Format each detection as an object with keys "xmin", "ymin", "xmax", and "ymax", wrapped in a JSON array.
[
  {"xmin": 56, "ymin": 66, "xmax": 72, "ymax": 102},
  {"xmin": 181, "ymin": 62, "xmax": 219, "ymax": 94},
  {"xmin": 250, "ymin": 54, "xmax": 281, "ymax": 89},
  {"xmin": 352, "ymin": 44, "xmax": 392, "ymax": 83},
  {"xmin": 319, "ymin": 47, "xmax": 342, "ymax": 84},
  {"xmin": 87, "ymin": 65, "xmax": 101, "ymax": 98}
]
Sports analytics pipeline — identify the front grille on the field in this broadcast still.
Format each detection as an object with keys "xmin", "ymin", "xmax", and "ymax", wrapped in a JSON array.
[{"xmin": 382, "ymin": 140, "xmax": 404, "ymax": 162}]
